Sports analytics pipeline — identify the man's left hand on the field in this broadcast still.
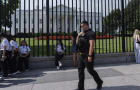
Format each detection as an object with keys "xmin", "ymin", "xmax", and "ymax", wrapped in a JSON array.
[{"xmin": 88, "ymin": 57, "xmax": 92, "ymax": 62}]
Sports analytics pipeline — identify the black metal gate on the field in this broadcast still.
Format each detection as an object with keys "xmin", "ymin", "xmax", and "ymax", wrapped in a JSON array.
[{"xmin": 0, "ymin": 0, "xmax": 138, "ymax": 57}]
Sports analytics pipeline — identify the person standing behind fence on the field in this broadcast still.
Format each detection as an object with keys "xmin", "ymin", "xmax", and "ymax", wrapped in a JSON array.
[
  {"xmin": 18, "ymin": 40, "xmax": 30, "ymax": 73},
  {"xmin": 0, "ymin": 33, "xmax": 10, "ymax": 79},
  {"xmin": 71, "ymin": 31, "xmax": 78, "ymax": 67},
  {"xmin": 133, "ymin": 29, "xmax": 140, "ymax": 64},
  {"xmin": 9, "ymin": 36, "xmax": 18, "ymax": 74},
  {"xmin": 55, "ymin": 39, "xmax": 65, "ymax": 70}
]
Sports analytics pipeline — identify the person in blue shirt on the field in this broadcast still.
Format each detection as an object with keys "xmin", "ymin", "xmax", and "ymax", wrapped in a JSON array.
[{"xmin": 18, "ymin": 40, "xmax": 31, "ymax": 73}]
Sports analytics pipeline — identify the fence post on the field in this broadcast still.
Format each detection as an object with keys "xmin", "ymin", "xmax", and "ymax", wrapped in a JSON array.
[
  {"xmin": 121, "ymin": 0, "xmax": 125, "ymax": 52},
  {"xmin": 47, "ymin": 0, "xmax": 50, "ymax": 56}
]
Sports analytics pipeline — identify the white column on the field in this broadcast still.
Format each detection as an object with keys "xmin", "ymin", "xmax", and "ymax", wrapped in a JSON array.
[
  {"xmin": 70, "ymin": 16, "xmax": 72, "ymax": 33},
  {"xmin": 65, "ymin": 15, "xmax": 68, "ymax": 33},
  {"xmin": 77, "ymin": 16, "xmax": 80, "ymax": 33},
  {"xmin": 73, "ymin": 16, "xmax": 76, "ymax": 31},
  {"xmin": 54, "ymin": 16, "xmax": 57, "ymax": 32}
]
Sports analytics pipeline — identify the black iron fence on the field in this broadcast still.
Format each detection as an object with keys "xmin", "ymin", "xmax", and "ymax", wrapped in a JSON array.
[{"xmin": 0, "ymin": 0, "xmax": 138, "ymax": 57}]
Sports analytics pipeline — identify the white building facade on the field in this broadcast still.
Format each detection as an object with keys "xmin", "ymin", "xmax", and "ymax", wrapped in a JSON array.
[{"xmin": 11, "ymin": 5, "xmax": 102, "ymax": 35}]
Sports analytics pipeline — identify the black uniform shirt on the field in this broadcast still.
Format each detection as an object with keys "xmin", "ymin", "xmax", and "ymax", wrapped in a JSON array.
[
  {"xmin": 84, "ymin": 29, "xmax": 96, "ymax": 40},
  {"xmin": 78, "ymin": 29, "xmax": 96, "ymax": 53}
]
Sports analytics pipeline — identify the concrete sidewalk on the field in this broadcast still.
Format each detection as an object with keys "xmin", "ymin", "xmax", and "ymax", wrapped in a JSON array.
[{"xmin": 0, "ymin": 63, "xmax": 140, "ymax": 90}]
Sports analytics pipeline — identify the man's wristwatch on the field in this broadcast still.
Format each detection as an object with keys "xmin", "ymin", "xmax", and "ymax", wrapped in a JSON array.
[{"xmin": 88, "ymin": 55, "xmax": 92, "ymax": 57}]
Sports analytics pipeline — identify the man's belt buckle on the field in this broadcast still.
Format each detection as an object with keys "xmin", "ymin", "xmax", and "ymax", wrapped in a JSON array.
[{"xmin": 79, "ymin": 52, "xmax": 84, "ymax": 55}]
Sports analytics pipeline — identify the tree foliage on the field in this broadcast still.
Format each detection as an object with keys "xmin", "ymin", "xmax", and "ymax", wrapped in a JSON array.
[
  {"xmin": 103, "ymin": 9, "xmax": 121, "ymax": 34},
  {"xmin": 0, "ymin": 0, "xmax": 19, "ymax": 29},
  {"xmin": 103, "ymin": 0, "xmax": 140, "ymax": 34}
]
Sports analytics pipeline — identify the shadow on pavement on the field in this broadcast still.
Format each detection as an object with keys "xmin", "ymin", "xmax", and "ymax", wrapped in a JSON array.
[
  {"xmin": 0, "ymin": 70, "xmax": 46, "ymax": 88},
  {"xmin": 87, "ymin": 85, "xmax": 140, "ymax": 90},
  {"xmin": 0, "ymin": 79, "xmax": 35, "ymax": 88}
]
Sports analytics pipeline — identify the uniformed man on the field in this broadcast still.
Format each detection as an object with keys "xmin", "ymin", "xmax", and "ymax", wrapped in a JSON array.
[
  {"xmin": 9, "ymin": 36, "xmax": 18, "ymax": 74},
  {"xmin": 76, "ymin": 21, "xmax": 103, "ymax": 90},
  {"xmin": 0, "ymin": 33, "xmax": 10, "ymax": 79}
]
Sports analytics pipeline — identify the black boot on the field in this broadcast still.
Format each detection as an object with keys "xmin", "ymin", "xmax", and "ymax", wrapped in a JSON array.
[{"xmin": 96, "ymin": 80, "xmax": 103, "ymax": 90}]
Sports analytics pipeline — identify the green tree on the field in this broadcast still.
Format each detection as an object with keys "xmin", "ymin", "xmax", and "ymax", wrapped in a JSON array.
[
  {"xmin": 124, "ymin": 0, "xmax": 140, "ymax": 31},
  {"xmin": 0, "ymin": 0, "xmax": 19, "ymax": 30},
  {"xmin": 103, "ymin": 0, "xmax": 140, "ymax": 34},
  {"xmin": 103, "ymin": 9, "xmax": 121, "ymax": 34}
]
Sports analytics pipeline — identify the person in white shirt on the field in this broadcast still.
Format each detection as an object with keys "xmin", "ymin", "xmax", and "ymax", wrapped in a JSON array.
[
  {"xmin": 55, "ymin": 39, "xmax": 65, "ymax": 70},
  {"xmin": 6, "ymin": 35, "xmax": 13, "ymax": 74},
  {"xmin": 0, "ymin": 33, "xmax": 10, "ymax": 78},
  {"xmin": 133, "ymin": 29, "xmax": 140, "ymax": 64},
  {"xmin": 18, "ymin": 40, "xmax": 30, "ymax": 72},
  {"xmin": 8, "ymin": 36, "xmax": 18, "ymax": 74}
]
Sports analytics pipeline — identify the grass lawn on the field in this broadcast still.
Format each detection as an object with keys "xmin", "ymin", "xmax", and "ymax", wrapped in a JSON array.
[{"xmin": 16, "ymin": 36, "xmax": 134, "ymax": 57}]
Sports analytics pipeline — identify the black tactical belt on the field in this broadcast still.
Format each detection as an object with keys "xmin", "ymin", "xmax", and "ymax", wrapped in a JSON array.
[{"xmin": 79, "ymin": 52, "xmax": 87, "ymax": 55}]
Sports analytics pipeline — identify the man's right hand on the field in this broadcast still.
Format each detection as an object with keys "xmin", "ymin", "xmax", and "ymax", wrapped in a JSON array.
[
  {"xmin": 76, "ymin": 32, "xmax": 83, "ymax": 44},
  {"xmin": 1, "ymin": 56, "xmax": 6, "ymax": 61},
  {"xmin": 78, "ymin": 32, "xmax": 83, "ymax": 36}
]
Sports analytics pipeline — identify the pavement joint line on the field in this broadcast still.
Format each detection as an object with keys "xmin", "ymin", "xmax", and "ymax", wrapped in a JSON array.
[
  {"xmin": 42, "ymin": 68, "xmax": 114, "ymax": 74},
  {"xmin": 30, "ymin": 77, "xmax": 36, "ymax": 90},
  {"xmin": 31, "ymin": 83, "xmax": 35, "ymax": 90},
  {"xmin": 44, "ymin": 69, "xmax": 78, "ymax": 74},
  {"xmin": 44, "ymin": 64, "xmax": 140, "ymax": 74},
  {"xmin": 34, "ymin": 79, "xmax": 79, "ymax": 85},
  {"xmin": 127, "ymin": 74, "xmax": 140, "ymax": 81}
]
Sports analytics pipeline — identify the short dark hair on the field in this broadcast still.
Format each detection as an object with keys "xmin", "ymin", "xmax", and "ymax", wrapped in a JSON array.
[
  {"xmin": 80, "ymin": 21, "xmax": 89, "ymax": 26},
  {"xmin": 56, "ymin": 39, "xmax": 64, "ymax": 50},
  {"xmin": 0, "ymin": 33, "xmax": 6, "ymax": 37},
  {"xmin": 20, "ymin": 40, "xmax": 28, "ymax": 46}
]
